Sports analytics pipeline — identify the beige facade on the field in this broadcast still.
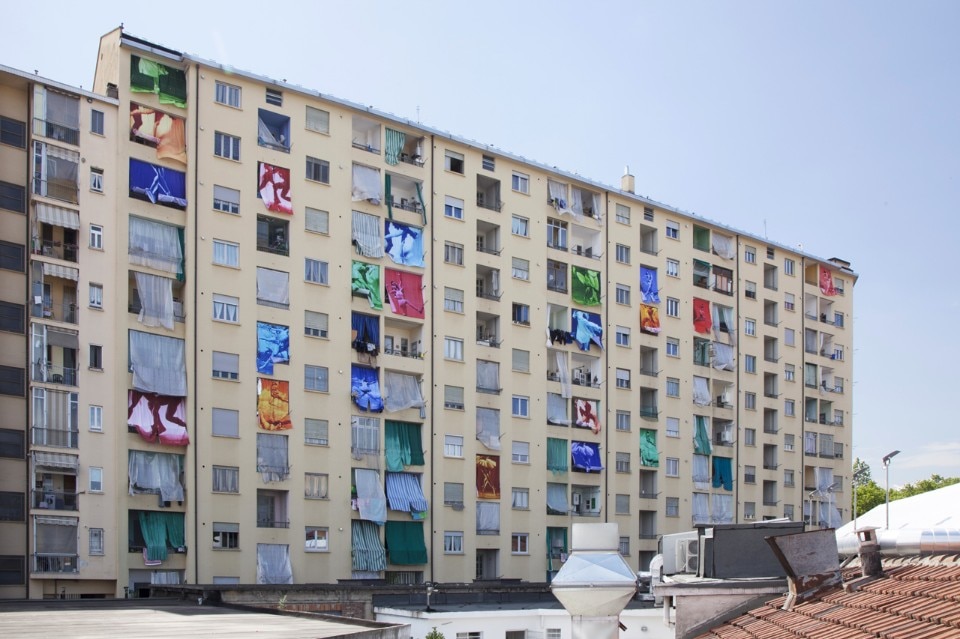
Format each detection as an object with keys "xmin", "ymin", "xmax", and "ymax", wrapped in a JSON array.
[{"xmin": 0, "ymin": 27, "xmax": 855, "ymax": 597}]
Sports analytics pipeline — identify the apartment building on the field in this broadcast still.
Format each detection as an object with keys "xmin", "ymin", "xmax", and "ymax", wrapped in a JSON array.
[{"xmin": 0, "ymin": 27, "xmax": 855, "ymax": 597}]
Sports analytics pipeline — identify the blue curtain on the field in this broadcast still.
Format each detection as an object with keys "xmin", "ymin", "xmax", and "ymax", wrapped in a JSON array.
[
  {"xmin": 571, "ymin": 441, "xmax": 603, "ymax": 472},
  {"xmin": 384, "ymin": 220, "xmax": 425, "ymax": 267},
  {"xmin": 129, "ymin": 158, "xmax": 186, "ymax": 209},
  {"xmin": 351, "ymin": 365, "xmax": 383, "ymax": 412},
  {"xmin": 571, "ymin": 310, "xmax": 604, "ymax": 351},
  {"xmin": 712, "ymin": 456, "xmax": 734, "ymax": 491},
  {"xmin": 256, "ymin": 322, "xmax": 290, "ymax": 374},
  {"xmin": 351, "ymin": 312, "xmax": 379, "ymax": 349},
  {"xmin": 640, "ymin": 266, "xmax": 661, "ymax": 304}
]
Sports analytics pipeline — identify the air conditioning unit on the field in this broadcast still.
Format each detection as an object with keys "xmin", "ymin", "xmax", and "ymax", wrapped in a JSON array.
[
  {"xmin": 721, "ymin": 430, "xmax": 734, "ymax": 444},
  {"xmin": 677, "ymin": 538, "xmax": 699, "ymax": 574}
]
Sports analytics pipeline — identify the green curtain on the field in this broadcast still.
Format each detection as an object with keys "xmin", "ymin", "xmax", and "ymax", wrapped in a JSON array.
[
  {"xmin": 640, "ymin": 429, "xmax": 659, "ymax": 467},
  {"xmin": 385, "ymin": 421, "xmax": 424, "ymax": 471},
  {"xmin": 570, "ymin": 266, "xmax": 601, "ymax": 306},
  {"xmin": 547, "ymin": 437, "xmax": 569, "ymax": 472},
  {"xmin": 351, "ymin": 520, "xmax": 386, "ymax": 571},
  {"xmin": 385, "ymin": 173, "xmax": 393, "ymax": 219},
  {"xmin": 694, "ymin": 416, "xmax": 713, "ymax": 455},
  {"xmin": 138, "ymin": 511, "xmax": 169, "ymax": 561},
  {"xmin": 351, "ymin": 261, "xmax": 382, "ymax": 310},
  {"xmin": 385, "ymin": 129, "xmax": 405, "ymax": 166},
  {"xmin": 694, "ymin": 338, "xmax": 710, "ymax": 366},
  {"xmin": 165, "ymin": 512, "xmax": 185, "ymax": 549},
  {"xmin": 415, "ymin": 182, "xmax": 427, "ymax": 226},
  {"xmin": 385, "ymin": 521, "xmax": 427, "ymax": 565},
  {"xmin": 130, "ymin": 55, "xmax": 187, "ymax": 109}
]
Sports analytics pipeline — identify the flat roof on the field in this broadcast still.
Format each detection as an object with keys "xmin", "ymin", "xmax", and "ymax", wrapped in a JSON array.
[{"xmin": 0, "ymin": 598, "xmax": 404, "ymax": 639}]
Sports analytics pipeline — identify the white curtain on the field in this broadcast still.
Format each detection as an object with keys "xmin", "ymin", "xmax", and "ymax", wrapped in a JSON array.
[
  {"xmin": 816, "ymin": 467, "xmax": 834, "ymax": 492},
  {"xmin": 570, "ymin": 187, "xmax": 584, "ymax": 218},
  {"xmin": 712, "ymin": 494, "xmax": 734, "ymax": 523},
  {"xmin": 128, "ymin": 450, "xmax": 184, "ymax": 501},
  {"xmin": 355, "ymin": 468, "xmax": 387, "ymax": 524},
  {"xmin": 548, "ymin": 180, "xmax": 574, "ymax": 217},
  {"xmin": 555, "ymin": 350, "xmax": 572, "ymax": 399},
  {"xmin": 476, "ymin": 407, "xmax": 501, "ymax": 451},
  {"xmin": 129, "ymin": 216, "xmax": 182, "ymax": 275},
  {"xmin": 129, "ymin": 330, "xmax": 187, "ymax": 396},
  {"xmin": 692, "ymin": 493, "xmax": 710, "ymax": 524},
  {"xmin": 350, "ymin": 416, "xmax": 380, "ymax": 460},
  {"xmin": 351, "ymin": 164, "xmax": 382, "ymax": 203},
  {"xmin": 693, "ymin": 376, "xmax": 712, "ymax": 406},
  {"xmin": 351, "ymin": 210, "xmax": 384, "ymax": 258},
  {"xmin": 256, "ymin": 543, "xmax": 293, "ymax": 584},
  {"xmin": 135, "ymin": 271, "xmax": 174, "ymax": 330},
  {"xmin": 712, "ymin": 305, "xmax": 737, "ymax": 345},
  {"xmin": 712, "ymin": 342, "xmax": 736, "ymax": 371},
  {"xmin": 547, "ymin": 393, "xmax": 570, "ymax": 426},
  {"xmin": 804, "ymin": 432, "xmax": 817, "ymax": 454},
  {"xmin": 692, "ymin": 454, "xmax": 710, "ymax": 490},
  {"xmin": 150, "ymin": 571, "xmax": 182, "ymax": 585},
  {"xmin": 257, "ymin": 433, "xmax": 289, "ymax": 482},
  {"xmin": 711, "ymin": 234, "xmax": 736, "ymax": 259},
  {"xmin": 476, "ymin": 501, "xmax": 500, "ymax": 533},
  {"xmin": 256, "ymin": 267, "xmax": 290, "ymax": 306},
  {"xmin": 383, "ymin": 371, "xmax": 424, "ymax": 412},
  {"xmin": 212, "ymin": 466, "xmax": 239, "ymax": 493},
  {"xmin": 305, "ymin": 473, "xmax": 329, "ymax": 499},
  {"xmin": 476, "ymin": 360, "xmax": 500, "ymax": 392},
  {"xmin": 546, "ymin": 483, "xmax": 568, "ymax": 514},
  {"xmin": 591, "ymin": 193, "xmax": 603, "ymax": 224}
]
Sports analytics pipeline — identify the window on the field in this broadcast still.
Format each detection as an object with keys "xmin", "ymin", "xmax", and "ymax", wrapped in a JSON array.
[
  {"xmin": 512, "ymin": 171, "xmax": 529, "ymax": 193},
  {"xmin": 0, "ymin": 429, "xmax": 24, "ymax": 459},
  {"xmin": 785, "ymin": 399, "xmax": 795, "ymax": 416},
  {"xmin": 212, "ymin": 294, "xmax": 239, "ymax": 322},
  {"xmin": 616, "ymin": 368, "xmax": 631, "ymax": 389},
  {"xmin": 215, "ymin": 81, "xmax": 241, "ymax": 107},
  {"xmin": 666, "ymin": 297, "xmax": 680, "ymax": 318},
  {"xmin": 766, "ymin": 246, "xmax": 775, "ymax": 259},
  {"xmin": 214, "ymin": 131, "xmax": 240, "ymax": 160},
  {"xmin": 615, "ymin": 203, "xmax": 630, "ymax": 224},
  {"xmin": 834, "ymin": 311, "xmax": 845, "ymax": 327},
  {"xmin": 212, "ymin": 351, "xmax": 239, "ymax": 380},
  {"xmin": 745, "ymin": 392, "xmax": 756, "ymax": 410},
  {"xmin": 213, "ymin": 185, "xmax": 240, "ymax": 214},
  {"xmin": 89, "ymin": 405, "xmax": 103, "ymax": 432},
  {"xmin": 89, "ymin": 345, "xmax": 103, "ymax": 370},
  {"xmin": 744, "ymin": 318, "xmax": 756, "ymax": 336},
  {"xmin": 785, "ymin": 363, "xmax": 795, "ymax": 382},
  {"xmin": 615, "ymin": 244, "xmax": 630, "ymax": 264},
  {"xmin": 444, "ymin": 195, "xmax": 464, "ymax": 220},
  {"xmin": 834, "ymin": 377, "xmax": 845, "ymax": 393},
  {"xmin": 666, "ymin": 220, "xmax": 679, "ymax": 239},
  {"xmin": 745, "ymin": 354, "xmax": 756, "ymax": 374},
  {"xmin": 784, "ymin": 433, "xmax": 795, "ymax": 451},
  {"xmin": 444, "ymin": 385, "xmax": 464, "ymax": 410},
  {"xmin": 444, "ymin": 435, "xmax": 464, "ymax": 458},
  {"xmin": 616, "ymin": 410, "xmax": 631, "ymax": 432},
  {"xmin": 0, "ymin": 366, "xmax": 24, "ymax": 397},
  {"xmin": 615, "ymin": 284, "xmax": 630, "ymax": 305},
  {"xmin": 615, "ymin": 452, "xmax": 630, "ymax": 473},
  {"xmin": 265, "ymin": 88, "xmax": 282, "ymax": 106},
  {"xmin": 512, "ymin": 349, "xmax": 530, "ymax": 373},
  {"xmin": 615, "ymin": 494, "xmax": 630, "ymax": 514},
  {"xmin": 305, "ymin": 258, "xmax": 329, "ymax": 284},
  {"xmin": 512, "ymin": 303, "xmax": 530, "ymax": 325},
  {"xmin": 744, "ymin": 428, "xmax": 756, "ymax": 446},
  {"xmin": 744, "ymin": 281, "xmax": 757, "ymax": 300},
  {"xmin": 90, "ymin": 109, "xmax": 104, "ymax": 135},
  {"xmin": 212, "ymin": 239, "xmax": 239, "ymax": 267},
  {"xmin": 666, "ymin": 417, "xmax": 680, "ymax": 438},
  {"xmin": 444, "ymin": 531, "xmax": 464, "ymax": 554},
  {"xmin": 0, "ymin": 301, "xmax": 21, "ymax": 335},
  {"xmin": 666, "ymin": 258, "xmax": 679, "ymax": 277},
  {"xmin": 482, "ymin": 155, "xmax": 495, "ymax": 171},
  {"xmin": 304, "ymin": 311, "xmax": 329, "ymax": 338},
  {"xmin": 744, "ymin": 502, "xmax": 756, "ymax": 519},
  {"xmin": 784, "ymin": 469, "xmax": 795, "ymax": 487},
  {"xmin": 88, "ymin": 284, "xmax": 103, "ymax": 309},
  {"xmin": 444, "ymin": 287, "xmax": 464, "ymax": 313},
  {"xmin": 444, "ymin": 241, "xmax": 464, "ymax": 265},
  {"xmin": 306, "ymin": 156, "xmax": 330, "ymax": 183},
  {"xmin": 785, "ymin": 328, "xmax": 795, "ymax": 347},
  {"xmin": 784, "ymin": 292, "xmax": 796, "ymax": 312},
  {"xmin": 304, "ymin": 474, "xmax": 329, "ymax": 500},
  {"xmin": 304, "ymin": 418, "xmax": 329, "ymax": 446},
  {"xmin": 784, "ymin": 258, "xmax": 795, "ymax": 276},
  {"xmin": 665, "ymin": 457, "xmax": 680, "ymax": 477},
  {"xmin": 444, "ymin": 483, "xmax": 464, "ymax": 508},
  {"xmin": 547, "ymin": 259, "xmax": 567, "ymax": 291},
  {"xmin": 665, "ymin": 377, "xmax": 680, "ymax": 398},
  {"xmin": 512, "ymin": 533, "xmax": 529, "ymax": 554},
  {"xmin": 512, "ymin": 257, "xmax": 530, "ymax": 281},
  {"xmin": 305, "ymin": 365, "xmax": 328, "ymax": 392},
  {"xmin": 693, "ymin": 225, "xmax": 710, "ymax": 251},
  {"xmin": 212, "ymin": 466, "xmax": 239, "ymax": 493},
  {"xmin": 212, "ymin": 408, "xmax": 239, "ymax": 438},
  {"xmin": 89, "ymin": 528, "xmax": 104, "ymax": 555},
  {"xmin": 547, "ymin": 218, "xmax": 568, "ymax": 250},
  {"xmin": 444, "ymin": 337, "xmax": 464, "ymax": 361},
  {"xmin": 833, "ymin": 345, "xmax": 845, "ymax": 361},
  {"xmin": 666, "ymin": 337, "xmax": 679, "ymax": 357},
  {"xmin": 512, "ymin": 395, "xmax": 530, "ymax": 418},
  {"xmin": 0, "ymin": 241, "xmax": 23, "ymax": 272},
  {"xmin": 512, "ymin": 215, "xmax": 529, "ymax": 237},
  {"xmin": 0, "ymin": 182, "xmax": 25, "ymax": 214},
  {"xmin": 89, "ymin": 467, "xmax": 103, "ymax": 492},
  {"xmin": 0, "ymin": 116, "xmax": 26, "ymax": 148},
  {"xmin": 444, "ymin": 150, "xmax": 464, "ymax": 174},
  {"xmin": 615, "ymin": 325, "xmax": 630, "ymax": 347},
  {"xmin": 743, "ymin": 465, "xmax": 756, "ymax": 484},
  {"xmin": 89, "ymin": 224, "xmax": 103, "ymax": 249},
  {"xmin": 304, "ymin": 526, "xmax": 328, "ymax": 552},
  {"xmin": 305, "ymin": 106, "xmax": 330, "ymax": 133},
  {"xmin": 90, "ymin": 167, "xmax": 103, "ymax": 192},
  {"xmin": 666, "ymin": 497, "xmax": 680, "ymax": 517},
  {"xmin": 511, "ymin": 488, "xmax": 530, "ymax": 510},
  {"xmin": 512, "ymin": 441, "xmax": 530, "ymax": 464},
  {"xmin": 744, "ymin": 246, "xmax": 756, "ymax": 263},
  {"xmin": 305, "ymin": 207, "xmax": 329, "ymax": 234}
]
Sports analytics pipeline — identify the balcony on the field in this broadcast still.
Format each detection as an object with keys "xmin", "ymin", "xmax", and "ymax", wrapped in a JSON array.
[
  {"xmin": 31, "ymin": 427, "xmax": 78, "ymax": 450},
  {"xmin": 32, "ymin": 554, "xmax": 78, "ymax": 574},
  {"xmin": 257, "ymin": 518, "xmax": 291, "ymax": 529},
  {"xmin": 639, "ymin": 405, "xmax": 659, "ymax": 419},
  {"xmin": 477, "ymin": 175, "xmax": 502, "ymax": 212},
  {"xmin": 33, "ymin": 178, "xmax": 78, "ymax": 205},
  {"xmin": 36, "ymin": 301, "xmax": 77, "ymax": 324},
  {"xmin": 34, "ymin": 118, "xmax": 79, "ymax": 146},
  {"xmin": 37, "ymin": 239, "xmax": 78, "ymax": 263},
  {"xmin": 32, "ymin": 489, "xmax": 79, "ymax": 511},
  {"xmin": 32, "ymin": 362, "xmax": 77, "ymax": 386}
]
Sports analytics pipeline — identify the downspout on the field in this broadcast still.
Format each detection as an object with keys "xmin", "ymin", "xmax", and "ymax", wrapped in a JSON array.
[
  {"xmin": 427, "ymin": 134, "xmax": 435, "ymax": 585},
  {"xmin": 734, "ymin": 235, "xmax": 741, "ymax": 523},
  {"xmin": 192, "ymin": 62, "xmax": 200, "ymax": 584},
  {"xmin": 603, "ymin": 190, "xmax": 611, "ymax": 525},
  {"xmin": 24, "ymin": 81, "xmax": 34, "ymax": 600}
]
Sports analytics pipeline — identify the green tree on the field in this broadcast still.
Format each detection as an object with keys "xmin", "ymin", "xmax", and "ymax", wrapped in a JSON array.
[
  {"xmin": 425, "ymin": 627, "xmax": 445, "ymax": 639},
  {"xmin": 853, "ymin": 481, "xmax": 886, "ymax": 517},
  {"xmin": 893, "ymin": 474, "xmax": 960, "ymax": 499}
]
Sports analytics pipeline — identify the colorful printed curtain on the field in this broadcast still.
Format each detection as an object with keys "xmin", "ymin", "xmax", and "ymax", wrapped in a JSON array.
[
  {"xmin": 351, "ymin": 365, "xmax": 384, "ymax": 413},
  {"xmin": 129, "ymin": 158, "xmax": 187, "ymax": 209},
  {"xmin": 640, "ymin": 429, "xmax": 659, "ymax": 467},
  {"xmin": 693, "ymin": 297, "xmax": 712, "ymax": 334},
  {"xmin": 129, "ymin": 55, "xmax": 187, "ymax": 108},
  {"xmin": 385, "ymin": 268, "xmax": 425, "ymax": 318},
  {"xmin": 128, "ymin": 390, "xmax": 189, "ymax": 446},
  {"xmin": 384, "ymin": 220, "xmax": 425, "ymax": 267},
  {"xmin": 819, "ymin": 265, "xmax": 837, "ymax": 296},
  {"xmin": 476, "ymin": 454, "xmax": 500, "ymax": 499},
  {"xmin": 571, "ymin": 266, "xmax": 601, "ymax": 306},
  {"xmin": 571, "ymin": 441, "xmax": 603, "ymax": 472},
  {"xmin": 257, "ymin": 378, "xmax": 292, "ymax": 431},
  {"xmin": 571, "ymin": 310, "xmax": 603, "ymax": 351},
  {"xmin": 257, "ymin": 162, "xmax": 293, "ymax": 214},
  {"xmin": 129, "ymin": 103, "xmax": 187, "ymax": 164},
  {"xmin": 640, "ymin": 266, "xmax": 660, "ymax": 304},
  {"xmin": 641, "ymin": 304, "xmax": 661, "ymax": 334},
  {"xmin": 256, "ymin": 321, "xmax": 289, "ymax": 374},
  {"xmin": 574, "ymin": 398, "xmax": 601, "ymax": 434},
  {"xmin": 352, "ymin": 261, "xmax": 382, "ymax": 310}
]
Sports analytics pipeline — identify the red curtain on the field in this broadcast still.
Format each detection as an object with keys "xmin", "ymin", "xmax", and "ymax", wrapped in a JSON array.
[
  {"xmin": 258, "ymin": 162, "xmax": 293, "ymax": 214},
  {"xmin": 693, "ymin": 297, "xmax": 712, "ymax": 334},
  {"xmin": 385, "ymin": 268, "xmax": 425, "ymax": 319},
  {"xmin": 819, "ymin": 265, "xmax": 837, "ymax": 296}
]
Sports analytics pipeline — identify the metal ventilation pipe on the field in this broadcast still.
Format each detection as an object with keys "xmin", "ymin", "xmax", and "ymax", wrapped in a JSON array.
[{"xmin": 837, "ymin": 528, "xmax": 960, "ymax": 557}]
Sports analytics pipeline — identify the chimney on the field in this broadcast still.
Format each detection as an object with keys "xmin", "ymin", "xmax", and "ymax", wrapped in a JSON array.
[
  {"xmin": 106, "ymin": 83, "xmax": 119, "ymax": 99},
  {"xmin": 765, "ymin": 529, "xmax": 841, "ymax": 610},
  {"xmin": 621, "ymin": 166, "xmax": 635, "ymax": 194},
  {"xmin": 857, "ymin": 527, "xmax": 883, "ymax": 578}
]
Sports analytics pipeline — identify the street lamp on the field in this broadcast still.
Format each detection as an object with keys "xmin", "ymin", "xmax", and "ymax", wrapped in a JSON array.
[
  {"xmin": 882, "ymin": 450, "xmax": 900, "ymax": 530},
  {"xmin": 852, "ymin": 467, "xmax": 868, "ymax": 533}
]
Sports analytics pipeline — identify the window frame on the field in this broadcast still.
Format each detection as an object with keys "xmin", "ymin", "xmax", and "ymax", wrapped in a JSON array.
[
  {"xmin": 215, "ymin": 81, "xmax": 242, "ymax": 108},
  {"xmin": 512, "ymin": 171, "xmax": 529, "ymax": 194},
  {"xmin": 304, "ymin": 365, "xmax": 329, "ymax": 392},
  {"xmin": 88, "ymin": 283, "xmax": 103, "ymax": 309},
  {"xmin": 305, "ymin": 156, "xmax": 330, "ymax": 184},
  {"xmin": 214, "ymin": 131, "xmax": 241, "ymax": 161},
  {"xmin": 511, "ymin": 533, "xmax": 529, "ymax": 554}
]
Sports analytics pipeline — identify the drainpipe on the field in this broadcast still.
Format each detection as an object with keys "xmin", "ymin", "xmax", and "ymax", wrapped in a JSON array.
[{"xmin": 192, "ymin": 62, "xmax": 200, "ymax": 585}]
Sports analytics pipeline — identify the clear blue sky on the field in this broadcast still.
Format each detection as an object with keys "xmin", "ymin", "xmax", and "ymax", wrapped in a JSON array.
[{"xmin": 4, "ymin": 1, "xmax": 958, "ymax": 485}]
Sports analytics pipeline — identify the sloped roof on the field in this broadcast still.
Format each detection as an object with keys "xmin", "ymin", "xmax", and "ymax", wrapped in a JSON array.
[{"xmin": 693, "ymin": 555, "xmax": 960, "ymax": 639}]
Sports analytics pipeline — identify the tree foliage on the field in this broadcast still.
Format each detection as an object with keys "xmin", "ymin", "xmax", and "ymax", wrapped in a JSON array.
[
  {"xmin": 851, "ymin": 471, "xmax": 959, "ymax": 517},
  {"xmin": 425, "ymin": 628, "xmax": 445, "ymax": 639},
  {"xmin": 852, "ymin": 458, "xmax": 872, "ymax": 486}
]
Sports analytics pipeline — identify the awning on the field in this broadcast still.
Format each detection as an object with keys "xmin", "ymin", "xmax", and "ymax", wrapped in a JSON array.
[
  {"xmin": 35, "ymin": 203, "xmax": 80, "ymax": 230},
  {"xmin": 34, "ymin": 451, "xmax": 79, "ymax": 473},
  {"xmin": 42, "ymin": 262, "xmax": 79, "ymax": 281},
  {"xmin": 47, "ymin": 328, "xmax": 79, "ymax": 350}
]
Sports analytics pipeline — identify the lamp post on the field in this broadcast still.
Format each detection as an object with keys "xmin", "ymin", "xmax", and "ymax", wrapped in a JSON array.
[
  {"xmin": 882, "ymin": 450, "xmax": 900, "ymax": 530},
  {"xmin": 852, "ymin": 467, "xmax": 868, "ymax": 533}
]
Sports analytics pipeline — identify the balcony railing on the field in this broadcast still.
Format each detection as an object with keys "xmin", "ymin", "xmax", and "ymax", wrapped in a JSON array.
[
  {"xmin": 32, "ymin": 489, "xmax": 79, "ymax": 511},
  {"xmin": 37, "ymin": 240, "xmax": 79, "ymax": 263},
  {"xmin": 383, "ymin": 347, "xmax": 423, "ymax": 359},
  {"xmin": 33, "ymin": 178, "xmax": 79, "ymax": 204},
  {"xmin": 35, "ymin": 118, "xmax": 80, "ymax": 146},
  {"xmin": 390, "ymin": 198, "xmax": 423, "ymax": 213},
  {"xmin": 257, "ymin": 518, "xmax": 291, "ymax": 529},
  {"xmin": 476, "ymin": 386, "xmax": 502, "ymax": 395},
  {"xmin": 36, "ymin": 302, "xmax": 78, "ymax": 324},
  {"xmin": 352, "ymin": 141, "xmax": 381, "ymax": 154},
  {"xmin": 477, "ymin": 197, "xmax": 503, "ymax": 212},
  {"xmin": 477, "ymin": 290, "xmax": 502, "ymax": 301},
  {"xmin": 128, "ymin": 300, "xmax": 186, "ymax": 323},
  {"xmin": 476, "ymin": 244, "xmax": 502, "ymax": 256},
  {"xmin": 33, "ymin": 553, "xmax": 78, "ymax": 574},
  {"xmin": 31, "ymin": 427, "xmax": 79, "ymax": 449},
  {"xmin": 256, "ymin": 241, "xmax": 289, "ymax": 256},
  {"xmin": 31, "ymin": 363, "xmax": 78, "ymax": 386},
  {"xmin": 476, "ymin": 337, "xmax": 501, "ymax": 348},
  {"xmin": 639, "ymin": 406, "xmax": 659, "ymax": 419}
]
